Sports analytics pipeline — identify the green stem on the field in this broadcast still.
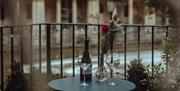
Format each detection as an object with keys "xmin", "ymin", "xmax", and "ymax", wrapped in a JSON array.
[{"xmin": 101, "ymin": 54, "xmax": 104, "ymax": 66}]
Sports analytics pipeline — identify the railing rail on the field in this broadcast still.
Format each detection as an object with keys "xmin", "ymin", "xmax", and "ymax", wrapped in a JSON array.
[
  {"xmin": 0, "ymin": 23, "xmax": 178, "ymax": 91},
  {"xmin": 0, "ymin": 23, "xmax": 177, "ymax": 28}
]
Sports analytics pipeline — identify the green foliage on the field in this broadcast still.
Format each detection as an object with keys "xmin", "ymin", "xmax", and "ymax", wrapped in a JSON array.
[
  {"xmin": 144, "ymin": 0, "xmax": 169, "ymax": 14},
  {"xmin": 128, "ymin": 59, "xmax": 179, "ymax": 91},
  {"xmin": 146, "ymin": 64, "xmax": 166, "ymax": 91},
  {"xmin": 147, "ymin": 28, "xmax": 178, "ymax": 91},
  {"xmin": 5, "ymin": 62, "xmax": 27, "ymax": 91},
  {"xmin": 160, "ymin": 29, "xmax": 177, "ymax": 70},
  {"xmin": 127, "ymin": 59, "xmax": 150, "ymax": 91},
  {"xmin": 145, "ymin": 0, "xmax": 168, "ymax": 8},
  {"xmin": 147, "ymin": 63, "xmax": 180, "ymax": 91}
]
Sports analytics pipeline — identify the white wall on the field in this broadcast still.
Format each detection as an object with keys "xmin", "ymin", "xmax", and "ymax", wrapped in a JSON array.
[
  {"xmin": 128, "ymin": 0, "xmax": 133, "ymax": 24},
  {"xmin": 56, "ymin": 0, "xmax": 61, "ymax": 23},
  {"xmin": 87, "ymin": 0, "xmax": 99, "ymax": 23},
  {"xmin": 32, "ymin": 0, "xmax": 45, "ymax": 23},
  {"xmin": 145, "ymin": 14, "xmax": 156, "ymax": 25},
  {"xmin": 72, "ymin": 0, "xmax": 77, "ymax": 23}
]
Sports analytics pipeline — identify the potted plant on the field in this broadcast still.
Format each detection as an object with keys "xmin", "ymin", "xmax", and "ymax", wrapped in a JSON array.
[
  {"xmin": 158, "ymin": 28, "xmax": 179, "ymax": 91},
  {"xmin": 160, "ymin": 28, "xmax": 177, "ymax": 72},
  {"xmin": 5, "ymin": 62, "xmax": 27, "ymax": 91},
  {"xmin": 127, "ymin": 59, "xmax": 150, "ymax": 91}
]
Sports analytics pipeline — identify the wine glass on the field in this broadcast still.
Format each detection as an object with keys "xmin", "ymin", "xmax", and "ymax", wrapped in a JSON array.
[
  {"xmin": 77, "ymin": 50, "xmax": 92, "ymax": 87},
  {"xmin": 105, "ymin": 55, "xmax": 116, "ymax": 86},
  {"xmin": 79, "ymin": 63, "xmax": 91, "ymax": 87}
]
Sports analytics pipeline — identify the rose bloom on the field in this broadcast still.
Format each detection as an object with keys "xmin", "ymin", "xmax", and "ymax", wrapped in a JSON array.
[{"xmin": 101, "ymin": 25, "xmax": 110, "ymax": 32}]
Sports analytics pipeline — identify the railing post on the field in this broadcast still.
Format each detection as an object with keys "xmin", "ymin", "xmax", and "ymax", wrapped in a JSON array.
[
  {"xmin": 60, "ymin": 24, "xmax": 63, "ymax": 78},
  {"xmin": 30, "ymin": 25, "xmax": 33, "ymax": 91},
  {"xmin": 165, "ymin": 27, "xmax": 169, "ymax": 72},
  {"xmin": 30, "ymin": 25, "xmax": 33, "ymax": 73},
  {"xmin": 0, "ymin": 27, "xmax": 4, "ymax": 91},
  {"xmin": 124, "ymin": 26, "xmax": 127, "ymax": 79},
  {"xmin": 151, "ymin": 26, "xmax": 154, "ymax": 78},
  {"xmin": 20, "ymin": 26, "xmax": 24, "ymax": 73},
  {"xmin": 137, "ymin": 26, "xmax": 140, "ymax": 61},
  {"xmin": 98, "ymin": 25, "xmax": 100, "ymax": 67},
  {"xmin": 46, "ymin": 24, "xmax": 52, "ymax": 76},
  {"xmin": 39, "ymin": 24, "xmax": 42, "ymax": 72},
  {"xmin": 72, "ymin": 25, "xmax": 75, "ymax": 77},
  {"xmin": 10, "ymin": 27, "xmax": 14, "ymax": 75}
]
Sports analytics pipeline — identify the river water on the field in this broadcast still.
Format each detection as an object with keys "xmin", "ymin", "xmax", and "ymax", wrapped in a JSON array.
[{"xmin": 23, "ymin": 50, "xmax": 164, "ymax": 76}]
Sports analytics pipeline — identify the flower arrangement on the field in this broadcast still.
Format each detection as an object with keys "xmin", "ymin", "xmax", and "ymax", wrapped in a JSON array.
[
  {"xmin": 100, "ymin": 24, "xmax": 111, "ymax": 55},
  {"xmin": 90, "ymin": 14, "xmax": 122, "ymax": 56},
  {"xmin": 101, "ymin": 22, "xmax": 123, "ymax": 60},
  {"xmin": 91, "ymin": 14, "xmax": 123, "ymax": 81}
]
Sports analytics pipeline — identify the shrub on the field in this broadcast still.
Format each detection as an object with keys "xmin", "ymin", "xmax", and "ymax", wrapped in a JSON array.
[
  {"xmin": 127, "ymin": 59, "xmax": 150, "ymax": 91},
  {"xmin": 5, "ymin": 62, "xmax": 27, "ymax": 91},
  {"xmin": 147, "ymin": 63, "xmax": 180, "ymax": 91}
]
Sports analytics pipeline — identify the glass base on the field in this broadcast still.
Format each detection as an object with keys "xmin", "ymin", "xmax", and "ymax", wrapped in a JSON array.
[
  {"xmin": 107, "ymin": 82, "xmax": 116, "ymax": 86},
  {"xmin": 97, "ymin": 77, "xmax": 107, "ymax": 82},
  {"xmin": 80, "ymin": 82, "xmax": 89, "ymax": 87}
]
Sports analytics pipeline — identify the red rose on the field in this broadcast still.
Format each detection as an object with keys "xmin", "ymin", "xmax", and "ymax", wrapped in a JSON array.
[{"xmin": 101, "ymin": 25, "xmax": 109, "ymax": 32}]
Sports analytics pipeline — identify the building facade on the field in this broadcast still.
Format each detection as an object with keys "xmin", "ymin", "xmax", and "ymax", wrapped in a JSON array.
[
  {"xmin": 1, "ymin": 0, "xmax": 173, "ymax": 26},
  {"xmin": 0, "ymin": 0, "xmax": 179, "ymax": 79},
  {"xmin": 0, "ymin": 0, "xmax": 175, "ymax": 48}
]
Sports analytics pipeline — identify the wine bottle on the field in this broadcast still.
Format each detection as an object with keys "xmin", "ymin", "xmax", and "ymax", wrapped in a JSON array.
[{"xmin": 80, "ymin": 39, "xmax": 92, "ymax": 82}]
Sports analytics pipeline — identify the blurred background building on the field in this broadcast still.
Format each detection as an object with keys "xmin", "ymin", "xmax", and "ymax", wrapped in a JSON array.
[
  {"xmin": 0, "ymin": 0, "xmax": 178, "ymax": 60},
  {"xmin": 0, "ymin": 0, "xmax": 174, "ymax": 25},
  {"xmin": 0, "ymin": 1, "xmax": 180, "ymax": 91}
]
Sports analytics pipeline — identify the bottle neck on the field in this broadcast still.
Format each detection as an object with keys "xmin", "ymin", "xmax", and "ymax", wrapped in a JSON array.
[
  {"xmin": 82, "ymin": 39, "xmax": 91, "ymax": 63},
  {"xmin": 84, "ymin": 39, "xmax": 89, "ymax": 50}
]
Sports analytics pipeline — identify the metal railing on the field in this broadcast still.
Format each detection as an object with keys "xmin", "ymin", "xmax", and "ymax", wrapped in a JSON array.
[{"xmin": 0, "ymin": 23, "xmax": 177, "ymax": 91}]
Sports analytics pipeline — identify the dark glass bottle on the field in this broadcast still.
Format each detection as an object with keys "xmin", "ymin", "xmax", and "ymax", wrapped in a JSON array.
[{"xmin": 80, "ymin": 39, "xmax": 92, "ymax": 82}]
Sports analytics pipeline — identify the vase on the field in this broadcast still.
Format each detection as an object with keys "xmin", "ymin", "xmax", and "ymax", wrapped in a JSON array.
[{"xmin": 95, "ymin": 54, "xmax": 108, "ymax": 82}]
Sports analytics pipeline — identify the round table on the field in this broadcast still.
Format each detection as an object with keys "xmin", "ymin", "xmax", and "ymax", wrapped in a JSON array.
[{"xmin": 48, "ymin": 78, "xmax": 136, "ymax": 91}]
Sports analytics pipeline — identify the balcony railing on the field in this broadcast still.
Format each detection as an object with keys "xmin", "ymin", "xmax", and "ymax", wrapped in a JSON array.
[{"xmin": 0, "ymin": 23, "xmax": 177, "ymax": 91}]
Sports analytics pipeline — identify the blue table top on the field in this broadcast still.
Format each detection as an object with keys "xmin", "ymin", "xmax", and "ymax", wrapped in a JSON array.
[{"xmin": 48, "ymin": 78, "xmax": 136, "ymax": 91}]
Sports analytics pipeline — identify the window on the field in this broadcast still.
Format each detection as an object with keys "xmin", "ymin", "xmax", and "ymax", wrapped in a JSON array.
[
  {"xmin": 26, "ymin": 2, "xmax": 32, "ymax": 19},
  {"xmin": 1, "ymin": 5, "xmax": 5, "ymax": 20},
  {"xmin": 124, "ymin": 4, "xmax": 128, "ymax": 17},
  {"xmin": 100, "ymin": 3, "xmax": 103, "ymax": 13},
  {"xmin": 77, "ymin": 0, "xmax": 87, "ymax": 23},
  {"xmin": 61, "ymin": 0, "xmax": 72, "ymax": 23}
]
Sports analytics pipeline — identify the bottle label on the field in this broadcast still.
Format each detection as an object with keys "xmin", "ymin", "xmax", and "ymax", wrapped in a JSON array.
[
  {"xmin": 85, "ymin": 64, "xmax": 92, "ymax": 81},
  {"xmin": 85, "ymin": 64, "xmax": 92, "ymax": 74}
]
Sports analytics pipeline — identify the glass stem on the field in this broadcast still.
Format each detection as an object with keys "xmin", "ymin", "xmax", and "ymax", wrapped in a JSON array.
[
  {"xmin": 111, "ymin": 69, "xmax": 113, "ymax": 78},
  {"xmin": 84, "ymin": 70, "xmax": 86, "ymax": 83}
]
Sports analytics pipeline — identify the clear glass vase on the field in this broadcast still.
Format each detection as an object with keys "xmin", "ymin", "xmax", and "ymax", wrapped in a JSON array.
[{"xmin": 95, "ymin": 55, "xmax": 108, "ymax": 82}]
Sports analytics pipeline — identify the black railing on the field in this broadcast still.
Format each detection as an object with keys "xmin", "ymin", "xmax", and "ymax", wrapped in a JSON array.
[{"xmin": 0, "ymin": 23, "xmax": 177, "ymax": 91}]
